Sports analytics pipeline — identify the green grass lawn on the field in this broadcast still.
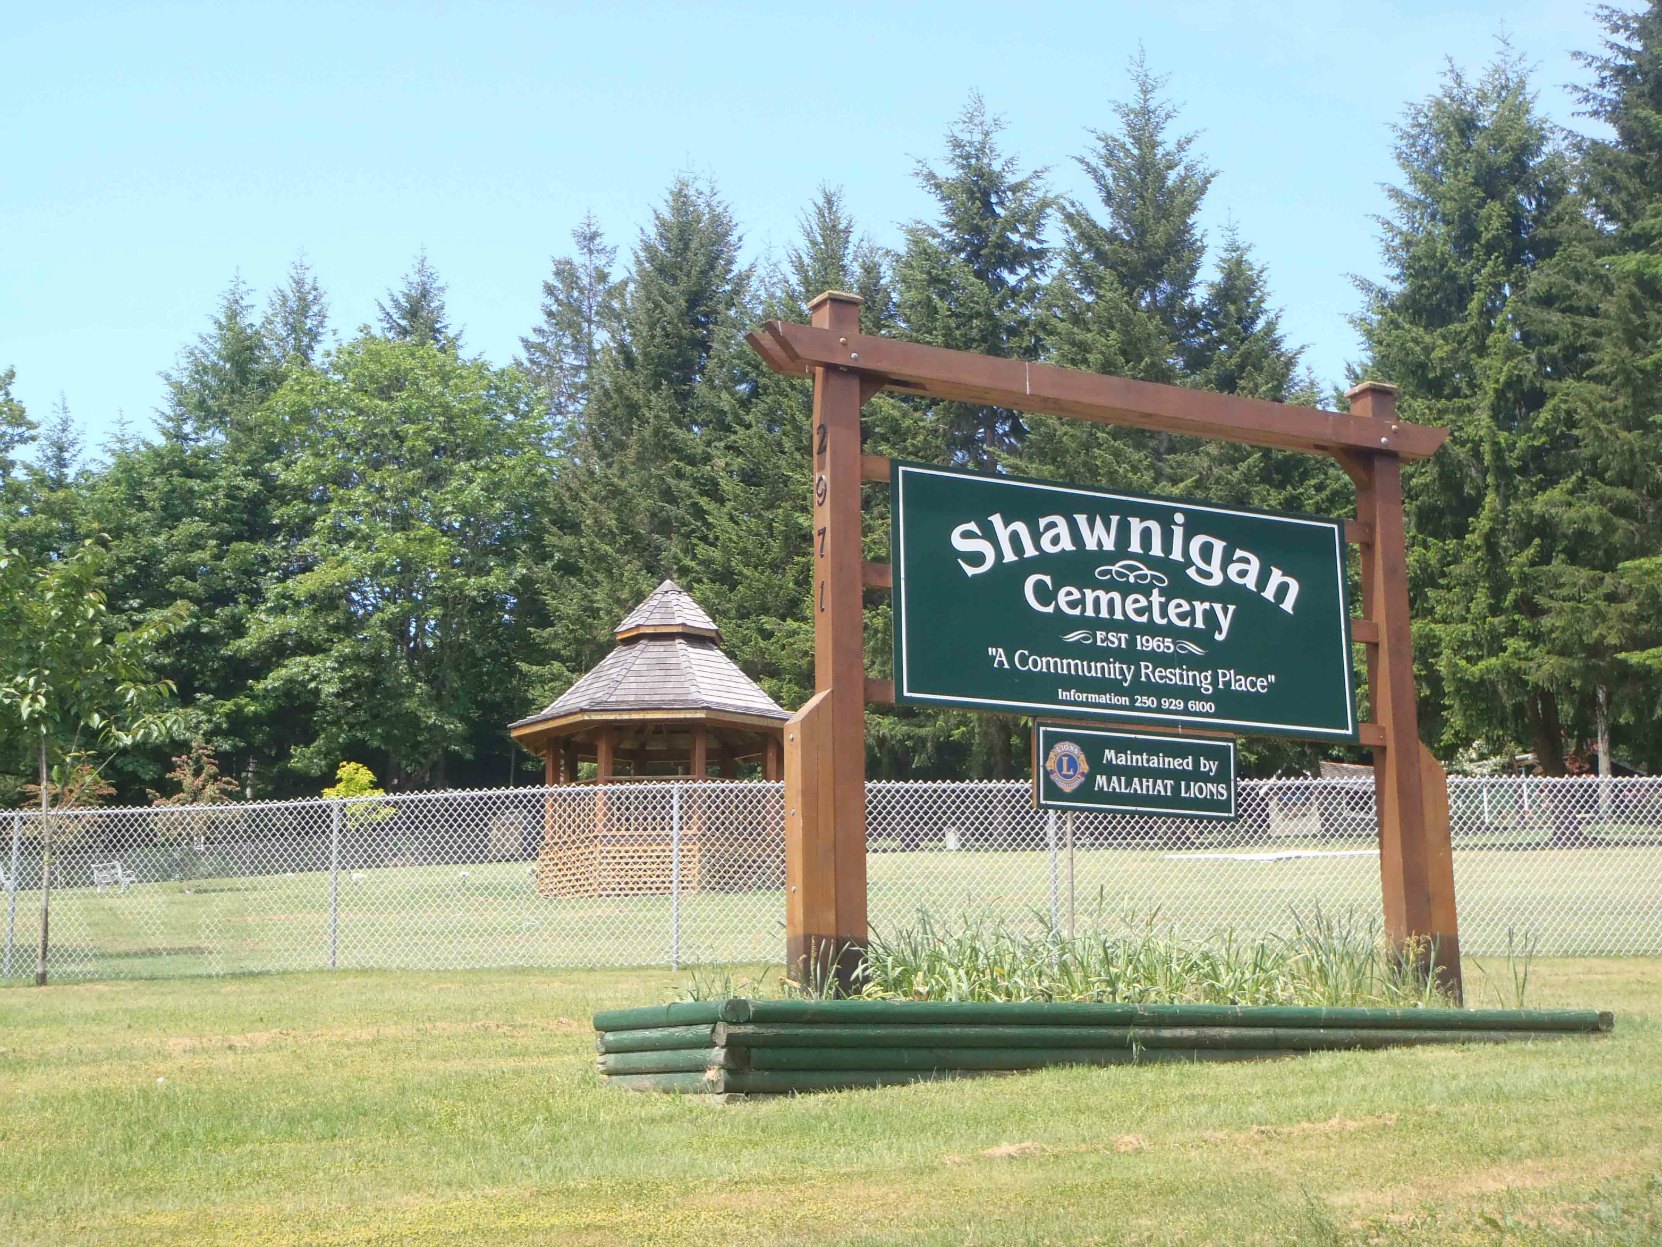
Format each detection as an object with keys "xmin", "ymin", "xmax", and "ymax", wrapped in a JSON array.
[
  {"xmin": 16, "ymin": 840, "xmax": 1662, "ymax": 982},
  {"xmin": 2, "ymin": 960, "xmax": 1658, "ymax": 1245}
]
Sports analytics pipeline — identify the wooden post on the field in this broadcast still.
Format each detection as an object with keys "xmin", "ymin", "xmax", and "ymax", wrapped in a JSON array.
[
  {"xmin": 783, "ymin": 290, "xmax": 869, "ymax": 990},
  {"xmin": 1345, "ymin": 381, "xmax": 1461, "ymax": 999},
  {"xmin": 749, "ymin": 317, "xmax": 1461, "ymax": 1003},
  {"xmin": 544, "ymin": 746, "xmax": 558, "ymax": 787},
  {"xmin": 595, "ymin": 726, "xmax": 616, "ymax": 783},
  {"xmin": 691, "ymin": 725, "xmax": 708, "ymax": 781},
  {"xmin": 762, "ymin": 735, "xmax": 781, "ymax": 782}
]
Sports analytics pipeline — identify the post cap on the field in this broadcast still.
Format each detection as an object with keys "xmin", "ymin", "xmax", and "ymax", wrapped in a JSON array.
[
  {"xmin": 1345, "ymin": 379, "xmax": 1401, "ymax": 400},
  {"xmin": 806, "ymin": 290, "xmax": 864, "ymax": 310}
]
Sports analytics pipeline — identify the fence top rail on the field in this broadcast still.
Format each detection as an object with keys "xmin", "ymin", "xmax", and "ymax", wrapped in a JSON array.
[{"xmin": 8, "ymin": 772, "xmax": 1652, "ymax": 822}]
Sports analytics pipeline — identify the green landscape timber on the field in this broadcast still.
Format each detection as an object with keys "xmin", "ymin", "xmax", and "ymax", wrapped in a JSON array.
[{"xmin": 592, "ymin": 999, "xmax": 1614, "ymax": 1097}]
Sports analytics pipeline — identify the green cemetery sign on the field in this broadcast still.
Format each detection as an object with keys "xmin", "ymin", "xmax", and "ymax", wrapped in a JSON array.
[
  {"xmin": 1035, "ymin": 723, "xmax": 1237, "ymax": 818},
  {"xmin": 891, "ymin": 461, "xmax": 1357, "ymax": 741}
]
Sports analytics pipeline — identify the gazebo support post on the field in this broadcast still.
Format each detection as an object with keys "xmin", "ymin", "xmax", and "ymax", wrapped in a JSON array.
[
  {"xmin": 691, "ymin": 725, "xmax": 708, "ymax": 781},
  {"xmin": 595, "ymin": 726, "xmax": 616, "ymax": 783},
  {"xmin": 784, "ymin": 291, "xmax": 869, "ymax": 992}
]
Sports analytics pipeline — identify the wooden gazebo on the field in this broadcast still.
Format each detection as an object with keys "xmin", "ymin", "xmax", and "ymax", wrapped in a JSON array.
[{"xmin": 509, "ymin": 580, "xmax": 790, "ymax": 897}]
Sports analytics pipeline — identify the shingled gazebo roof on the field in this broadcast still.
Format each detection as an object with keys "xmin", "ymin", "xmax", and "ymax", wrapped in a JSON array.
[{"xmin": 508, "ymin": 581, "xmax": 790, "ymax": 749}]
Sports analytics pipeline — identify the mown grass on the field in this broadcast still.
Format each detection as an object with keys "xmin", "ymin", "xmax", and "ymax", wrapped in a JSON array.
[
  {"xmin": 18, "ymin": 836, "xmax": 1662, "ymax": 982},
  {"xmin": 1, "ymin": 959, "xmax": 1657, "ymax": 1245}
]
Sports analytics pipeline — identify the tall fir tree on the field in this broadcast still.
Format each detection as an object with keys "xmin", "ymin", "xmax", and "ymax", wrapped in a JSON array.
[
  {"xmin": 0, "ymin": 365, "xmax": 37, "ymax": 492},
  {"xmin": 377, "ymin": 250, "xmax": 458, "ymax": 350},
  {"xmin": 261, "ymin": 258, "xmax": 330, "ymax": 369},
  {"xmin": 1026, "ymin": 55, "xmax": 1217, "ymax": 496},
  {"xmin": 525, "ymin": 176, "xmax": 752, "ymax": 710},
  {"xmin": 1539, "ymin": 1, "xmax": 1662, "ymax": 772},
  {"xmin": 89, "ymin": 276, "xmax": 295, "ymax": 794},
  {"xmin": 520, "ymin": 213, "xmax": 621, "ymax": 429},
  {"xmin": 897, "ymin": 93, "xmax": 1051, "ymax": 471},
  {"xmin": 1355, "ymin": 51, "xmax": 1587, "ymax": 772}
]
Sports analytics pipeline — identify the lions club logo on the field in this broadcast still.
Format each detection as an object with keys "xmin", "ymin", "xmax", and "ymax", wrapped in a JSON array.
[{"xmin": 1044, "ymin": 740, "xmax": 1089, "ymax": 794}]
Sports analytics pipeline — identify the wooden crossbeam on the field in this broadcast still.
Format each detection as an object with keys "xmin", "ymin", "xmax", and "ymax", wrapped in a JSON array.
[{"xmin": 759, "ymin": 322, "xmax": 1448, "ymax": 460}]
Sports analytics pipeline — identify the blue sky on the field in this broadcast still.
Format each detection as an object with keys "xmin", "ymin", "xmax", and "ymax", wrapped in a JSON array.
[{"xmin": 3, "ymin": 1, "xmax": 1608, "ymax": 452}]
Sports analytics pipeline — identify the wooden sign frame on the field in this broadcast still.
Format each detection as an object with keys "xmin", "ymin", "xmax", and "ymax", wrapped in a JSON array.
[{"xmin": 747, "ymin": 291, "xmax": 1461, "ymax": 999}]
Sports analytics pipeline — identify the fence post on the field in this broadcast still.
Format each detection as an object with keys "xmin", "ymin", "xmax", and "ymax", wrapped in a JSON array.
[
  {"xmin": 1065, "ymin": 812, "xmax": 1076, "ymax": 941},
  {"xmin": 328, "ymin": 800, "xmax": 341, "ymax": 971},
  {"xmin": 670, "ymin": 784, "xmax": 682, "ymax": 971},
  {"xmin": 1046, "ymin": 809, "xmax": 1059, "ymax": 936},
  {"xmin": 4, "ymin": 812, "xmax": 20, "ymax": 979}
]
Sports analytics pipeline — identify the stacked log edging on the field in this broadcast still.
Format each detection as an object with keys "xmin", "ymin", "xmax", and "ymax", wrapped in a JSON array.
[{"xmin": 594, "ymin": 999, "xmax": 1614, "ymax": 1098}]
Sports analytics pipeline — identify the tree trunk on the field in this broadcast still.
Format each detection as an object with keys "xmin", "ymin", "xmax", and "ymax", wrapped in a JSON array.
[
  {"xmin": 1528, "ymin": 692, "xmax": 1568, "ymax": 776},
  {"xmin": 1596, "ymin": 683, "xmax": 1612, "ymax": 826},
  {"xmin": 34, "ymin": 740, "xmax": 50, "ymax": 988}
]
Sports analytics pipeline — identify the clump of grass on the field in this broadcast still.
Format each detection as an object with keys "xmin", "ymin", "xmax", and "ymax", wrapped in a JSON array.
[
  {"xmin": 679, "ymin": 963, "xmax": 778, "ymax": 1001},
  {"xmin": 1469, "ymin": 927, "xmax": 1539, "ymax": 1009},
  {"xmin": 853, "ymin": 908, "xmax": 1467, "ymax": 1009}
]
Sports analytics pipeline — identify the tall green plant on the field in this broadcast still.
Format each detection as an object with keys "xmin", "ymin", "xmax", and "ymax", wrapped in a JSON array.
[{"xmin": 0, "ymin": 539, "xmax": 185, "ymax": 984}]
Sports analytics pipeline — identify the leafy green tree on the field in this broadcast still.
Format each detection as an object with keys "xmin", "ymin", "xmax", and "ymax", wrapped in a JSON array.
[
  {"xmin": 321, "ymin": 760, "xmax": 394, "ymax": 829},
  {"xmin": 0, "ymin": 539, "xmax": 185, "ymax": 984},
  {"xmin": 247, "ymin": 336, "xmax": 543, "ymax": 787},
  {"xmin": 0, "ymin": 368, "xmax": 38, "ymax": 498},
  {"xmin": 377, "ymin": 250, "xmax": 458, "ymax": 350}
]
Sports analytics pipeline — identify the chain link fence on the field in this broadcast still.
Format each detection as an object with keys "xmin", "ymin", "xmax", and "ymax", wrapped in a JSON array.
[{"xmin": 2, "ymin": 776, "xmax": 1658, "ymax": 982}]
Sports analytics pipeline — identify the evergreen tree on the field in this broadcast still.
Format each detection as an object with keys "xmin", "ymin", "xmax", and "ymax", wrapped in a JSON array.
[
  {"xmin": 1355, "ymin": 52, "xmax": 1585, "ymax": 771},
  {"xmin": 377, "ymin": 250, "xmax": 458, "ymax": 349},
  {"xmin": 782, "ymin": 185, "xmax": 897, "ymax": 333},
  {"xmin": 525, "ymin": 176, "xmax": 752, "ymax": 711},
  {"xmin": 897, "ymin": 92, "xmax": 1051, "ymax": 470},
  {"xmin": 5, "ymin": 394, "xmax": 86, "ymax": 562},
  {"xmin": 86, "ymin": 277, "xmax": 297, "ymax": 795},
  {"xmin": 1069, "ymin": 51, "xmax": 1214, "ymax": 369},
  {"xmin": 1186, "ymin": 227, "xmax": 1298, "ymax": 400},
  {"xmin": 1026, "ymin": 56, "xmax": 1217, "ymax": 496},
  {"xmin": 38, "ymin": 395, "xmax": 80, "ymax": 490},
  {"xmin": 261, "ymin": 258, "xmax": 330, "ymax": 368},
  {"xmin": 1534, "ymin": 1, "xmax": 1662, "ymax": 772},
  {"xmin": 520, "ymin": 213, "xmax": 620, "ymax": 428},
  {"xmin": 161, "ymin": 276, "xmax": 270, "ymax": 443}
]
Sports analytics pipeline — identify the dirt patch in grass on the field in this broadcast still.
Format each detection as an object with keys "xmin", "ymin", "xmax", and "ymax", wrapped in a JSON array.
[
  {"xmin": 1197, "ymin": 1112, "xmax": 1400, "ymax": 1147},
  {"xmin": 980, "ymin": 1140, "xmax": 1048, "ymax": 1159},
  {"xmin": 1337, "ymin": 1154, "xmax": 1658, "ymax": 1215}
]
